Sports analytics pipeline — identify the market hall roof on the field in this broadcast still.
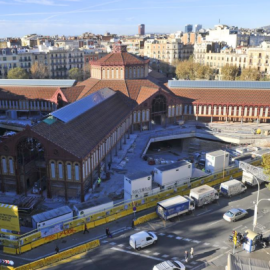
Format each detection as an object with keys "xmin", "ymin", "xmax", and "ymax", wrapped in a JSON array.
[
  {"xmin": 168, "ymin": 80, "xmax": 270, "ymax": 105},
  {"xmin": 31, "ymin": 88, "xmax": 136, "ymax": 158}
]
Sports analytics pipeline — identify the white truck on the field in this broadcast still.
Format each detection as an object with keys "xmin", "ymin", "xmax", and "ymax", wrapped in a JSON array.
[
  {"xmin": 156, "ymin": 195, "xmax": 195, "ymax": 220},
  {"xmin": 189, "ymin": 185, "xmax": 219, "ymax": 207},
  {"xmin": 242, "ymin": 171, "xmax": 264, "ymax": 187},
  {"xmin": 220, "ymin": 179, "xmax": 247, "ymax": 197}
]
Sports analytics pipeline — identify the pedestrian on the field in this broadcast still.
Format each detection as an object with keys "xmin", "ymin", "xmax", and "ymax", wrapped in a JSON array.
[
  {"xmin": 55, "ymin": 245, "xmax": 59, "ymax": 254},
  {"xmin": 106, "ymin": 228, "xmax": 112, "ymax": 238},
  {"xmin": 190, "ymin": 247, "xmax": 194, "ymax": 259},
  {"xmin": 108, "ymin": 161, "xmax": 111, "ymax": 170},
  {"xmin": 97, "ymin": 177, "xmax": 101, "ymax": 188},
  {"xmin": 185, "ymin": 250, "xmax": 189, "ymax": 262},
  {"xmin": 83, "ymin": 223, "xmax": 89, "ymax": 234}
]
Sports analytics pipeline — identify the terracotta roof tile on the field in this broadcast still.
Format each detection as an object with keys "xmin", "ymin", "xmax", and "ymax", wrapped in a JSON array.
[
  {"xmin": 61, "ymin": 86, "xmax": 85, "ymax": 103},
  {"xmin": 0, "ymin": 86, "xmax": 59, "ymax": 100},
  {"xmin": 170, "ymin": 88, "xmax": 270, "ymax": 105},
  {"xmin": 136, "ymin": 86, "xmax": 159, "ymax": 104}
]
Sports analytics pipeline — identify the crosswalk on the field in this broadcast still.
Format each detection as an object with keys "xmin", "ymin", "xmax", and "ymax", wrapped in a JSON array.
[{"xmin": 101, "ymin": 230, "xmax": 229, "ymax": 269}]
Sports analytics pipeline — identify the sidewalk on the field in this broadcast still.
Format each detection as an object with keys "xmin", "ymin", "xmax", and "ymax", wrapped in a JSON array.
[{"xmin": 0, "ymin": 207, "xmax": 155, "ymax": 267}]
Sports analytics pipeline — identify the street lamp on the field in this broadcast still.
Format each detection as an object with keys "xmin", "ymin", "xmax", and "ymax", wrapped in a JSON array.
[
  {"xmin": 252, "ymin": 175, "xmax": 260, "ymax": 207},
  {"xmin": 253, "ymin": 198, "xmax": 270, "ymax": 231}
]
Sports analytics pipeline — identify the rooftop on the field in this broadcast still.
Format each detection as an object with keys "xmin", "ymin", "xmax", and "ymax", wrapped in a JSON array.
[
  {"xmin": 74, "ymin": 197, "xmax": 112, "ymax": 211},
  {"xmin": 156, "ymin": 161, "xmax": 190, "ymax": 172},
  {"xmin": 0, "ymin": 79, "xmax": 76, "ymax": 87},
  {"xmin": 158, "ymin": 195, "xmax": 188, "ymax": 208},
  {"xmin": 125, "ymin": 171, "xmax": 151, "ymax": 181},
  {"xmin": 207, "ymin": 150, "xmax": 227, "ymax": 157}
]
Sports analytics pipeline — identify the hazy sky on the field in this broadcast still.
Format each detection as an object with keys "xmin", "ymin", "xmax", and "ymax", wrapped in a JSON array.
[{"xmin": 0, "ymin": 0, "xmax": 269, "ymax": 37}]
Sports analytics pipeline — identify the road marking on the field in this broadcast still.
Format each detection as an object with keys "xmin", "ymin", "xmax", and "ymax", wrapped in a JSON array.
[
  {"xmin": 207, "ymin": 220, "xmax": 222, "ymax": 226},
  {"xmin": 153, "ymin": 252, "xmax": 160, "ymax": 256},
  {"xmin": 167, "ymin": 235, "xmax": 174, "ymax": 238},
  {"xmin": 101, "ymin": 240, "xmax": 108, "ymax": 243},
  {"xmin": 162, "ymin": 254, "xmax": 169, "ymax": 258},
  {"xmin": 117, "ymin": 244, "xmax": 124, "ymax": 247},
  {"xmin": 143, "ymin": 250, "xmax": 151, "ymax": 254},
  {"xmin": 233, "ymin": 225, "xmax": 242, "ymax": 230},
  {"xmin": 192, "ymin": 240, "xmax": 201, "ymax": 243},
  {"xmin": 176, "ymin": 237, "xmax": 182, "ymax": 240},
  {"xmin": 171, "ymin": 257, "xmax": 179, "ymax": 260},
  {"xmin": 159, "ymin": 233, "xmax": 166, "ymax": 236},
  {"xmin": 197, "ymin": 210, "xmax": 212, "ymax": 216},
  {"xmin": 183, "ymin": 238, "xmax": 191, "ymax": 241},
  {"xmin": 111, "ymin": 247, "xmax": 163, "ymax": 261},
  {"xmin": 190, "ymin": 261, "xmax": 198, "ymax": 265},
  {"xmin": 110, "ymin": 242, "xmax": 117, "ymax": 245},
  {"xmin": 213, "ymin": 245, "xmax": 219, "ymax": 248},
  {"xmin": 204, "ymin": 243, "xmax": 210, "ymax": 246}
]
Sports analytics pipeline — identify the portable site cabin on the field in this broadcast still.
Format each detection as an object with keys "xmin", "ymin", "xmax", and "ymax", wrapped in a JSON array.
[{"xmin": 205, "ymin": 150, "xmax": 229, "ymax": 173}]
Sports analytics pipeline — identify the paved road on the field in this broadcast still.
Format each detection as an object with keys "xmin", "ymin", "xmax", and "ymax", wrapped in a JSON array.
[{"xmin": 46, "ymin": 187, "xmax": 270, "ymax": 270}]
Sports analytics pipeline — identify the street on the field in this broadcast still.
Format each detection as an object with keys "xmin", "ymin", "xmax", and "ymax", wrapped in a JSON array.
[{"xmin": 45, "ymin": 186, "xmax": 270, "ymax": 270}]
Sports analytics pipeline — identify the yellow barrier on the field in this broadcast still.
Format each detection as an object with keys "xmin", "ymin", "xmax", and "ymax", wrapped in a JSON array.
[
  {"xmin": 94, "ymin": 218, "xmax": 106, "ymax": 227},
  {"xmin": 105, "ymin": 214, "xmax": 116, "ymax": 223},
  {"xmin": 20, "ymin": 231, "xmax": 41, "ymax": 246},
  {"xmin": 57, "ymin": 225, "xmax": 83, "ymax": 239},
  {"xmin": 3, "ymin": 247, "xmax": 17, "ymax": 255},
  {"xmin": 45, "ymin": 254, "xmax": 61, "ymax": 266},
  {"xmin": 13, "ymin": 265, "xmax": 29, "ymax": 270},
  {"xmin": 91, "ymin": 211, "xmax": 106, "ymax": 221},
  {"xmin": 0, "ymin": 266, "xmax": 15, "ymax": 270},
  {"xmin": 28, "ymin": 259, "xmax": 46, "ymax": 270},
  {"xmin": 86, "ymin": 221, "xmax": 95, "ymax": 229},
  {"xmin": 43, "ymin": 233, "xmax": 58, "ymax": 244},
  {"xmin": 85, "ymin": 239, "xmax": 100, "ymax": 250},
  {"xmin": 64, "ymin": 218, "xmax": 85, "ymax": 229},
  {"xmin": 19, "ymin": 244, "xmax": 31, "ymax": 253},
  {"xmin": 31, "ymin": 238, "xmax": 45, "ymax": 249}
]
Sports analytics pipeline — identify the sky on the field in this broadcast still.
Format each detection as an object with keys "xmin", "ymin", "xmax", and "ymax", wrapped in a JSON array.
[{"xmin": 0, "ymin": 0, "xmax": 269, "ymax": 37}]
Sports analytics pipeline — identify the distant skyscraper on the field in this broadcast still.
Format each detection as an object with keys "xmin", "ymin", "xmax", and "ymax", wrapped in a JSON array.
[
  {"xmin": 138, "ymin": 24, "xmax": 145, "ymax": 35},
  {"xmin": 185, "ymin": 24, "xmax": 193, "ymax": 33},
  {"xmin": 194, "ymin": 24, "xmax": 202, "ymax": 32}
]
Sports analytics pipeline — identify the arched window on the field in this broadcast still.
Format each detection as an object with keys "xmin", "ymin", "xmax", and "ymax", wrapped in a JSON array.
[
  {"xmin": 111, "ymin": 68, "xmax": 114, "ymax": 79},
  {"xmin": 75, "ymin": 164, "xmax": 80, "ymax": 181},
  {"xmin": 116, "ymin": 68, "xmax": 119, "ymax": 79},
  {"xmin": 58, "ymin": 162, "xmax": 63, "ymax": 179},
  {"xmin": 102, "ymin": 69, "xmax": 105, "ymax": 78},
  {"xmin": 9, "ymin": 158, "xmax": 14, "ymax": 174},
  {"xmin": 141, "ymin": 67, "xmax": 144, "ymax": 77},
  {"xmin": 129, "ymin": 67, "xmax": 132, "ymax": 78},
  {"xmin": 121, "ymin": 68, "xmax": 123, "ymax": 78},
  {"xmin": 133, "ymin": 67, "xmax": 136, "ymax": 78},
  {"xmin": 50, "ymin": 161, "xmax": 56, "ymax": 178},
  {"xmin": 2, "ymin": 157, "xmax": 7, "ymax": 173},
  {"xmin": 151, "ymin": 95, "xmax": 167, "ymax": 113},
  {"xmin": 107, "ymin": 69, "xmax": 110, "ymax": 79},
  {"xmin": 67, "ymin": 163, "xmax": 72, "ymax": 180}
]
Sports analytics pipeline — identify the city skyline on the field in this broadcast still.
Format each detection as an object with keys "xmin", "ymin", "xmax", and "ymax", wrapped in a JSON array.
[{"xmin": 0, "ymin": 0, "xmax": 269, "ymax": 37}]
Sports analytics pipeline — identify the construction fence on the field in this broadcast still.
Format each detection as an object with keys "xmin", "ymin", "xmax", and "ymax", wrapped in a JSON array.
[
  {"xmin": 2, "ymin": 159, "xmax": 261, "ymax": 255},
  {"xmin": 0, "ymin": 239, "xmax": 100, "ymax": 270}
]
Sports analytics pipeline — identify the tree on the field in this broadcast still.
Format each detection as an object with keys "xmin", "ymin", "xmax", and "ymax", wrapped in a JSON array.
[
  {"xmin": 262, "ymin": 154, "xmax": 270, "ymax": 190},
  {"xmin": 68, "ymin": 68, "xmax": 83, "ymax": 81},
  {"xmin": 240, "ymin": 67, "xmax": 261, "ymax": 81},
  {"xmin": 7, "ymin": 67, "xmax": 29, "ymax": 79},
  {"xmin": 176, "ymin": 60, "xmax": 213, "ymax": 80},
  {"xmin": 220, "ymin": 64, "xmax": 239, "ymax": 80},
  {"xmin": 30, "ymin": 62, "xmax": 48, "ymax": 79}
]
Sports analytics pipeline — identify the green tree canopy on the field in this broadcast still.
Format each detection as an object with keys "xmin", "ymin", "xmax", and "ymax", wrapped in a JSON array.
[
  {"xmin": 262, "ymin": 154, "xmax": 270, "ymax": 190},
  {"xmin": 240, "ymin": 67, "xmax": 261, "ymax": 81},
  {"xmin": 68, "ymin": 68, "xmax": 83, "ymax": 81},
  {"xmin": 7, "ymin": 67, "xmax": 29, "ymax": 79},
  {"xmin": 220, "ymin": 64, "xmax": 239, "ymax": 80}
]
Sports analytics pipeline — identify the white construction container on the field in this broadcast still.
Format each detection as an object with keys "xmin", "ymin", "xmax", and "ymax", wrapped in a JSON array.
[
  {"xmin": 154, "ymin": 161, "xmax": 192, "ymax": 187},
  {"xmin": 73, "ymin": 197, "xmax": 113, "ymax": 218},
  {"xmin": 124, "ymin": 171, "xmax": 152, "ymax": 201},
  {"xmin": 32, "ymin": 206, "xmax": 73, "ymax": 237},
  {"xmin": 205, "ymin": 150, "xmax": 229, "ymax": 173}
]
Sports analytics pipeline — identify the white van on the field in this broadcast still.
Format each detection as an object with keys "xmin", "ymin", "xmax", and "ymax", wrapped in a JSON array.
[
  {"xmin": 129, "ymin": 231, "xmax": 158, "ymax": 250},
  {"xmin": 220, "ymin": 179, "xmax": 247, "ymax": 197},
  {"xmin": 153, "ymin": 260, "xmax": 185, "ymax": 270},
  {"xmin": 242, "ymin": 171, "xmax": 264, "ymax": 187}
]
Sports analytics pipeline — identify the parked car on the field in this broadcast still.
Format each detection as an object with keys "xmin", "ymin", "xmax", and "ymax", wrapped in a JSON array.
[{"xmin": 223, "ymin": 208, "xmax": 248, "ymax": 222}]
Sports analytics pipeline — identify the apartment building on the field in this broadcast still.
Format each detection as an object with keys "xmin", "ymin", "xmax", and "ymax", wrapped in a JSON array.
[{"xmin": 143, "ymin": 39, "xmax": 193, "ymax": 65}]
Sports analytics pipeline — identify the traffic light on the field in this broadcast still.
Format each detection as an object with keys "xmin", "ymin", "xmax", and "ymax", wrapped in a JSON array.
[{"xmin": 0, "ymin": 259, "xmax": 14, "ymax": 265}]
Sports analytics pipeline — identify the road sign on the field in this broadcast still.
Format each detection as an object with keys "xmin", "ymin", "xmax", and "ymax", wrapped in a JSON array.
[
  {"xmin": 0, "ymin": 259, "xmax": 14, "ymax": 265},
  {"xmin": 133, "ymin": 207, "xmax": 137, "ymax": 212}
]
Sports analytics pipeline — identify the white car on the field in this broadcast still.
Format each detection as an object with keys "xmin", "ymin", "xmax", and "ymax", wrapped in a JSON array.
[
  {"xmin": 153, "ymin": 260, "xmax": 185, "ymax": 270},
  {"xmin": 223, "ymin": 208, "xmax": 248, "ymax": 222},
  {"xmin": 129, "ymin": 231, "xmax": 158, "ymax": 250}
]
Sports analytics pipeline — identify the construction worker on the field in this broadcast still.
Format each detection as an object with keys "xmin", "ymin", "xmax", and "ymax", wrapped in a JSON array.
[{"xmin": 97, "ymin": 177, "xmax": 101, "ymax": 188}]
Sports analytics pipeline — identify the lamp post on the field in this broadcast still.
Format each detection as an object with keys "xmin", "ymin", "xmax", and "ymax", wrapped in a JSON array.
[
  {"xmin": 253, "ymin": 198, "xmax": 270, "ymax": 231},
  {"xmin": 252, "ymin": 175, "xmax": 260, "ymax": 207}
]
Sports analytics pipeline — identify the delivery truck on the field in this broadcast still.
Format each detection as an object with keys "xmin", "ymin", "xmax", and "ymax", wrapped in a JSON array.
[
  {"xmin": 156, "ymin": 195, "xmax": 195, "ymax": 220},
  {"xmin": 220, "ymin": 179, "xmax": 247, "ymax": 197},
  {"xmin": 242, "ymin": 171, "xmax": 264, "ymax": 187},
  {"xmin": 189, "ymin": 185, "xmax": 219, "ymax": 207}
]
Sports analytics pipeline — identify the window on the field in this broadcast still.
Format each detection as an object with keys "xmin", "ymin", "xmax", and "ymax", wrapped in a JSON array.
[
  {"xmin": 75, "ymin": 164, "xmax": 79, "ymax": 181},
  {"xmin": 67, "ymin": 163, "xmax": 72, "ymax": 180},
  {"xmin": 9, "ymin": 158, "xmax": 14, "ymax": 174},
  {"xmin": 116, "ymin": 68, "xmax": 118, "ymax": 79},
  {"xmin": 2, "ymin": 157, "xmax": 7, "ymax": 173},
  {"xmin": 58, "ymin": 162, "xmax": 63, "ymax": 179},
  {"xmin": 50, "ymin": 162, "xmax": 56, "ymax": 178},
  {"xmin": 107, "ymin": 69, "xmax": 110, "ymax": 78}
]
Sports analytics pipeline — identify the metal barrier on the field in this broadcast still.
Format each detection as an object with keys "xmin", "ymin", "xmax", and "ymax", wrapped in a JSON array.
[{"xmin": 2, "ymin": 159, "xmax": 260, "ymax": 254}]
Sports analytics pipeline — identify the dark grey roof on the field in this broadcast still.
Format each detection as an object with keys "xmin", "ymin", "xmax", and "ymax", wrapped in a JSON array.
[
  {"xmin": 125, "ymin": 171, "xmax": 151, "ymax": 181},
  {"xmin": 74, "ymin": 197, "xmax": 112, "ymax": 211},
  {"xmin": 168, "ymin": 80, "xmax": 270, "ymax": 89},
  {"xmin": 156, "ymin": 161, "xmax": 190, "ymax": 172},
  {"xmin": 32, "ymin": 206, "xmax": 72, "ymax": 224}
]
